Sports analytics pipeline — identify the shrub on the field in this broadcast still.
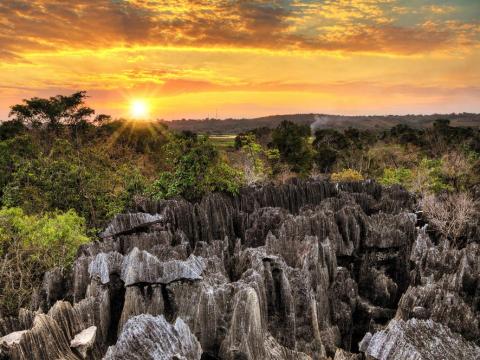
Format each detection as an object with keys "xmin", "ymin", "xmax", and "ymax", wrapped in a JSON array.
[
  {"xmin": 331, "ymin": 169, "xmax": 364, "ymax": 182},
  {"xmin": 378, "ymin": 167, "xmax": 412, "ymax": 187},
  {"xmin": 0, "ymin": 208, "xmax": 90, "ymax": 316},
  {"xmin": 420, "ymin": 193, "xmax": 479, "ymax": 245},
  {"xmin": 440, "ymin": 151, "xmax": 472, "ymax": 191},
  {"xmin": 409, "ymin": 158, "xmax": 452, "ymax": 194},
  {"xmin": 366, "ymin": 143, "xmax": 420, "ymax": 177}
]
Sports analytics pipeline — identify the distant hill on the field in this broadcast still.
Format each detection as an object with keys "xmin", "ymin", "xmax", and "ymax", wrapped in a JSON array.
[{"xmin": 160, "ymin": 113, "xmax": 480, "ymax": 134}]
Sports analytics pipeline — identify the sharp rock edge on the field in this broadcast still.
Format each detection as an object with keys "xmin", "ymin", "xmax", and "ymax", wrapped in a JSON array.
[{"xmin": 0, "ymin": 180, "xmax": 478, "ymax": 360}]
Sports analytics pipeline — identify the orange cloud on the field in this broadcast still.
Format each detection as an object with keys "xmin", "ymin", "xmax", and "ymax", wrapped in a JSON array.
[
  {"xmin": 0, "ymin": 0, "xmax": 478, "ymax": 63},
  {"xmin": 0, "ymin": 1, "xmax": 479, "ymax": 118}
]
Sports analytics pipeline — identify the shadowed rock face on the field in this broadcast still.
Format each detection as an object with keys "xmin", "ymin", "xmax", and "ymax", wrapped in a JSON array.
[{"xmin": 0, "ymin": 180, "xmax": 478, "ymax": 359}]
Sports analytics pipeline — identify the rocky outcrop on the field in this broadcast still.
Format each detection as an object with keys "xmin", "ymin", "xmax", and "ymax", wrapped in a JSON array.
[
  {"xmin": 395, "ymin": 228, "xmax": 480, "ymax": 344},
  {"xmin": 362, "ymin": 318, "xmax": 480, "ymax": 360},
  {"xmin": 0, "ymin": 179, "xmax": 478, "ymax": 359},
  {"xmin": 103, "ymin": 315, "xmax": 202, "ymax": 360},
  {"xmin": 100, "ymin": 213, "xmax": 164, "ymax": 238}
]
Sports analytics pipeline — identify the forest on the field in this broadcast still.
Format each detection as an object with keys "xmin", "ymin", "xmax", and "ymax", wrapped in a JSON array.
[{"xmin": 0, "ymin": 91, "xmax": 479, "ymax": 318}]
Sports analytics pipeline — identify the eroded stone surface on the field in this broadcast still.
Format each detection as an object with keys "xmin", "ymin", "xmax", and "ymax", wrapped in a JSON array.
[
  {"xmin": 0, "ymin": 330, "xmax": 27, "ymax": 347},
  {"xmin": 70, "ymin": 326, "xmax": 96, "ymax": 359},
  {"xmin": 364, "ymin": 318, "xmax": 480, "ymax": 360},
  {"xmin": 103, "ymin": 314, "xmax": 202, "ymax": 360},
  {"xmin": 0, "ymin": 180, "xmax": 478, "ymax": 359}
]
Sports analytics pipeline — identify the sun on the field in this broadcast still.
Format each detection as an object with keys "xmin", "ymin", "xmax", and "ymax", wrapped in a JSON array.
[{"xmin": 130, "ymin": 99, "xmax": 150, "ymax": 119}]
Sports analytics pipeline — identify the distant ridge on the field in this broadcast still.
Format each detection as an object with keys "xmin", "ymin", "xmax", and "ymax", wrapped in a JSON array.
[{"xmin": 160, "ymin": 113, "xmax": 480, "ymax": 134}]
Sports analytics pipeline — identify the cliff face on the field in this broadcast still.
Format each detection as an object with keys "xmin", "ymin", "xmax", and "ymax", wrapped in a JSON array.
[{"xmin": 0, "ymin": 180, "xmax": 478, "ymax": 360}]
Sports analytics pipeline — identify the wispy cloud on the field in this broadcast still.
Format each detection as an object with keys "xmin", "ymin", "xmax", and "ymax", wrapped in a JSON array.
[
  {"xmin": 0, "ymin": 0, "xmax": 478, "ymax": 62},
  {"xmin": 0, "ymin": 0, "xmax": 479, "ymax": 118}
]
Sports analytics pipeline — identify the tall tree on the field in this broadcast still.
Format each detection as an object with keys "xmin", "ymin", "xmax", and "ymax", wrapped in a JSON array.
[
  {"xmin": 9, "ymin": 91, "xmax": 100, "ymax": 133},
  {"xmin": 271, "ymin": 120, "xmax": 312, "ymax": 173}
]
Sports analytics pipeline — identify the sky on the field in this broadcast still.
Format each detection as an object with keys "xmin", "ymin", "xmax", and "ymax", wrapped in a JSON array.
[{"xmin": 0, "ymin": 0, "xmax": 479, "ymax": 120}]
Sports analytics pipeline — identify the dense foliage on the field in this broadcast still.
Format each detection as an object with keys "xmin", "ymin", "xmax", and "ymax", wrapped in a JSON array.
[
  {"xmin": 271, "ymin": 120, "xmax": 312, "ymax": 174},
  {"xmin": 0, "ymin": 208, "xmax": 89, "ymax": 316},
  {"xmin": 233, "ymin": 118, "xmax": 480, "ymax": 195},
  {"xmin": 149, "ymin": 132, "xmax": 243, "ymax": 201}
]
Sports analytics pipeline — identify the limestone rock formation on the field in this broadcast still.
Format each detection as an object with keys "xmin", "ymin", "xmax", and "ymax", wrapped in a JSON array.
[
  {"xmin": 362, "ymin": 318, "xmax": 480, "ymax": 360},
  {"xmin": 104, "ymin": 315, "xmax": 202, "ymax": 360},
  {"xmin": 70, "ymin": 326, "xmax": 96, "ymax": 359},
  {"xmin": 0, "ymin": 179, "xmax": 478, "ymax": 359}
]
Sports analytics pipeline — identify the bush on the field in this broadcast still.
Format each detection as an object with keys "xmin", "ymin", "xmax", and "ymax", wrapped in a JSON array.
[
  {"xmin": 409, "ymin": 158, "xmax": 452, "ymax": 194},
  {"xmin": 378, "ymin": 167, "xmax": 412, "ymax": 187},
  {"xmin": 0, "ymin": 208, "xmax": 90, "ymax": 316},
  {"xmin": 331, "ymin": 169, "xmax": 364, "ymax": 182},
  {"xmin": 420, "ymin": 193, "xmax": 479, "ymax": 245}
]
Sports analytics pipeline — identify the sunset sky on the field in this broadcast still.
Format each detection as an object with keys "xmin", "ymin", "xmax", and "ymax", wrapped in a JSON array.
[{"xmin": 1, "ymin": 0, "xmax": 479, "ymax": 120}]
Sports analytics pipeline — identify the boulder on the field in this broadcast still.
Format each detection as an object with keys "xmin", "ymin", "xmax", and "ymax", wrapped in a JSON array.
[{"xmin": 104, "ymin": 314, "xmax": 202, "ymax": 360}]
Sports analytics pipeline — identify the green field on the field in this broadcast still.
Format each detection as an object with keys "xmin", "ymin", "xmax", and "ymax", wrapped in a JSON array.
[{"xmin": 209, "ymin": 134, "xmax": 236, "ymax": 150}]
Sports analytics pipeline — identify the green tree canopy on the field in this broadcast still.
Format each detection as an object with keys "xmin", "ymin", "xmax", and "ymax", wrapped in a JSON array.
[
  {"xmin": 271, "ymin": 120, "xmax": 312, "ymax": 173},
  {"xmin": 150, "ymin": 132, "xmax": 243, "ymax": 201},
  {"xmin": 9, "ymin": 91, "xmax": 109, "ymax": 133}
]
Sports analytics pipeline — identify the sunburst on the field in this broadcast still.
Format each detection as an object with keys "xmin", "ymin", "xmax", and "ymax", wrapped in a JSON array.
[{"xmin": 130, "ymin": 99, "xmax": 150, "ymax": 119}]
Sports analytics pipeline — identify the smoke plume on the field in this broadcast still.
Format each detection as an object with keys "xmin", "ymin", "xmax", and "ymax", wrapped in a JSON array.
[{"xmin": 310, "ymin": 115, "xmax": 333, "ymax": 134}]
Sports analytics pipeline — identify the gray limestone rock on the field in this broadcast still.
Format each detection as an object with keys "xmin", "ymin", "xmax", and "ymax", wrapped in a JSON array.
[
  {"xmin": 1, "ymin": 180, "xmax": 479, "ymax": 359},
  {"xmin": 364, "ymin": 318, "xmax": 480, "ymax": 360},
  {"xmin": 100, "ymin": 213, "xmax": 163, "ymax": 238},
  {"xmin": 104, "ymin": 314, "xmax": 202, "ymax": 360}
]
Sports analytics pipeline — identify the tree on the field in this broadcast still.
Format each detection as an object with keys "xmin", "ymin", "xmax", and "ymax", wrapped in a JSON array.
[
  {"xmin": 433, "ymin": 119, "xmax": 451, "ymax": 130},
  {"xmin": 314, "ymin": 144, "xmax": 338, "ymax": 172},
  {"xmin": 0, "ymin": 120, "xmax": 26, "ymax": 141},
  {"xmin": 150, "ymin": 133, "xmax": 243, "ymax": 201},
  {"xmin": 0, "ymin": 135, "xmax": 39, "ymax": 202},
  {"xmin": 313, "ymin": 129, "xmax": 349, "ymax": 150},
  {"xmin": 238, "ymin": 134, "xmax": 280, "ymax": 184},
  {"xmin": 271, "ymin": 120, "xmax": 312, "ymax": 174},
  {"xmin": 313, "ymin": 128, "xmax": 359, "ymax": 173},
  {"xmin": 2, "ymin": 139, "xmax": 146, "ymax": 228},
  {"xmin": 239, "ymin": 134, "xmax": 267, "ymax": 184},
  {"xmin": 9, "ymin": 92, "xmax": 109, "ymax": 136},
  {"xmin": 389, "ymin": 124, "xmax": 424, "ymax": 146},
  {"xmin": 234, "ymin": 127, "xmax": 272, "ymax": 149}
]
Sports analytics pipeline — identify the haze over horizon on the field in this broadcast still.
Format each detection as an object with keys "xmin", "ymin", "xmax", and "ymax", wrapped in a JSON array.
[{"xmin": 1, "ymin": 0, "xmax": 479, "ymax": 120}]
